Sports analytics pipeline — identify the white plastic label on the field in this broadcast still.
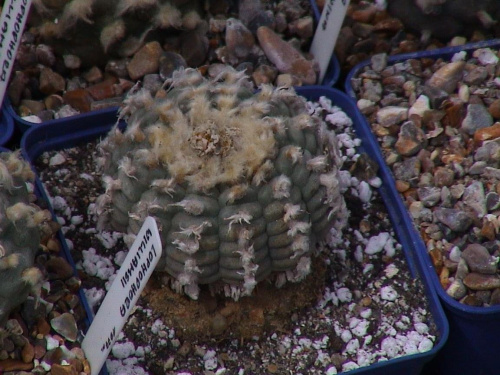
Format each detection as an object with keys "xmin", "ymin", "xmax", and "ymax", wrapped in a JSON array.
[
  {"xmin": 0, "ymin": 0, "xmax": 32, "ymax": 108},
  {"xmin": 310, "ymin": 0, "xmax": 350, "ymax": 83},
  {"xmin": 82, "ymin": 216, "xmax": 162, "ymax": 375}
]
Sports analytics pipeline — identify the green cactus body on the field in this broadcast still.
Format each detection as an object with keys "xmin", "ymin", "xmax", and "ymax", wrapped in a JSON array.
[
  {"xmin": 31, "ymin": 0, "xmax": 205, "ymax": 66},
  {"xmin": 0, "ymin": 151, "xmax": 52, "ymax": 326},
  {"xmin": 96, "ymin": 67, "xmax": 348, "ymax": 300}
]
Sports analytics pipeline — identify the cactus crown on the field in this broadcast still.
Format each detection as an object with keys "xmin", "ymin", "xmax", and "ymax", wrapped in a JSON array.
[
  {"xmin": 96, "ymin": 67, "xmax": 348, "ymax": 300},
  {"xmin": 138, "ymin": 69, "xmax": 278, "ymax": 191}
]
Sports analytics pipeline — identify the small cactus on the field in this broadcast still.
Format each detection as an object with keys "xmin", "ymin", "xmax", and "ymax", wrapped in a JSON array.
[
  {"xmin": 30, "ymin": 0, "xmax": 205, "ymax": 66},
  {"xmin": 96, "ymin": 67, "xmax": 348, "ymax": 300},
  {"xmin": 0, "ymin": 151, "xmax": 53, "ymax": 326}
]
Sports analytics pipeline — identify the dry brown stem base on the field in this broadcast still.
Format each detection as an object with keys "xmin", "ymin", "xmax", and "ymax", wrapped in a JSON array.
[{"xmin": 144, "ymin": 257, "xmax": 327, "ymax": 341}]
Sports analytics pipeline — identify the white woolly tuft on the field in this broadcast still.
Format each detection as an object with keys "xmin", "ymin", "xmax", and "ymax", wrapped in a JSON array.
[
  {"xmin": 283, "ymin": 203, "xmax": 302, "ymax": 223},
  {"xmin": 0, "ymin": 254, "xmax": 20, "ymax": 270},
  {"xmin": 176, "ymin": 221, "xmax": 212, "ymax": 240},
  {"xmin": 172, "ymin": 238, "xmax": 199, "ymax": 254},
  {"xmin": 272, "ymin": 175, "xmax": 291, "ymax": 199},
  {"xmin": 285, "ymin": 146, "xmax": 303, "ymax": 164},
  {"xmin": 252, "ymin": 160, "xmax": 274, "ymax": 186},
  {"xmin": 287, "ymin": 221, "xmax": 311, "ymax": 237},
  {"xmin": 225, "ymin": 211, "xmax": 253, "ymax": 232},
  {"xmin": 170, "ymin": 199, "xmax": 205, "ymax": 216},
  {"xmin": 307, "ymin": 155, "xmax": 328, "ymax": 172},
  {"xmin": 150, "ymin": 178, "xmax": 177, "ymax": 197},
  {"xmin": 118, "ymin": 157, "xmax": 137, "ymax": 180}
]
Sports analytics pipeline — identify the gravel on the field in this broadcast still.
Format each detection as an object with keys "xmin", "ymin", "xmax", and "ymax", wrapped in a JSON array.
[{"xmin": 348, "ymin": 45, "xmax": 500, "ymax": 307}]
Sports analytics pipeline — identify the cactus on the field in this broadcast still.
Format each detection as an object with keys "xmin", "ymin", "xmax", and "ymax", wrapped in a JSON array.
[
  {"xmin": 30, "ymin": 0, "xmax": 205, "ymax": 66},
  {"xmin": 0, "ymin": 151, "xmax": 53, "ymax": 326},
  {"xmin": 96, "ymin": 67, "xmax": 348, "ymax": 300}
]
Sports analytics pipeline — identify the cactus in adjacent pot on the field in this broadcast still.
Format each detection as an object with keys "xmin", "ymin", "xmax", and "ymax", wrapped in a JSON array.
[
  {"xmin": 30, "ymin": 0, "xmax": 205, "ymax": 66},
  {"xmin": 0, "ymin": 151, "xmax": 53, "ymax": 326},
  {"xmin": 96, "ymin": 67, "xmax": 348, "ymax": 300}
]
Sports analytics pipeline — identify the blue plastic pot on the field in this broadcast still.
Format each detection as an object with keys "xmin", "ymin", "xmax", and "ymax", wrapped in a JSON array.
[
  {"xmin": 0, "ymin": 106, "xmax": 15, "ymax": 146},
  {"xmin": 345, "ymin": 39, "xmax": 500, "ymax": 375},
  {"xmin": 21, "ymin": 86, "xmax": 447, "ymax": 375}
]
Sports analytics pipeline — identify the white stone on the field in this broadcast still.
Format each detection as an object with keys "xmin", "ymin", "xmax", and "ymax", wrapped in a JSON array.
[
  {"xmin": 380, "ymin": 286, "xmax": 398, "ymax": 301},
  {"xmin": 326, "ymin": 365, "xmax": 338, "ymax": 375},
  {"xmin": 49, "ymin": 153, "xmax": 66, "ymax": 166},
  {"xmin": 449, "ymin": 246, "xmax": 462, "ymax": 263},
  {"xmin": 381, "ymin": 336, "xmax": 399, "ymax": 358},
  {"xmin": 342, "ymin": 361, "xmax": 360, "ymax": 371},
  {"xmin": 408, "ymin": 95, "xmax": 430, "ymax": 117},
  {"xmin": 473, "ymin": 48, "xmax": 499, "ymax": 65},
  {"xmin": 365, "ymin": 232, "xmax": 391, "ymax": 255},
  {"xmin": 341, "ymin": 329, "xmax": 352, "ymax": 343},
  {"xmin": 352, "ymin": 319, "xmax": 370, "ymax": 337},
  {"xmin": 337, "ymin": 287, "xmax": 352, "ymax": 303},
  {"xmin": 358, "ymin": 181, "xmax": 372, "ymax": 203},
  {"xmin": 451, "ymin": 51, "xmax": 467, "ymax": 62},
  {"xmin": 22, "ymin": 115, "xmax": 42, "ymax": 123},
  {"xmin": 376, "ymin": 106, "xmax": 408, "ymax": 126},
  {"xmin": 345, "ymin": 338, "xmax": 360, "ymax": 354},
  {"xmin": 418, "ymin": 337, "xmax": 434, "ymax": 352},
  {"xmin": 357, "ymin": 98, "xmax": 375, "ymax": 111},
  {"xmin": 111, "ymin": 341, "xmax": 136, "ymax": 359}
]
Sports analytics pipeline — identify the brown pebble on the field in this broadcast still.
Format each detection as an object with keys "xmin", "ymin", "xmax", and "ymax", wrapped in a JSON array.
[
  {"xmin": 45, "ymin": 257, "xmax": 74, "ymax": 280},
  {"xmin": 0, "ymin": 358, "xmax": 34, "ymax": 371},
  {"xmin": 490, "ymin": 288, "xmax": 500, "ymax": 305},
  {"xmin": 439, "ymin": 267, "xmax": 450, "ymax": 289},
  {"xmin": 46, "ymin": 238, "xmax": 61, "ymax": 253},
  {"xmin": 34, "ymin": 344, "xmax": 46, "ymax": 360},
  {"xmin": 86, "ymin": 77, "xmax": 119, "ymax": 101},
  {"xmin": 480, "ymin": 219, "xmax": 497, "ymax": 241},
  {"xmin": 426, "ymin": 61, "xmax": 465, "ymax": 94},
  {"xmin": 127, "ymin": 41, "xmax": 163, "ymax": 81},
  {"xmin": 252, "ymin": 64, "xmax": 278, "ymax": 86},
  {"xmin": 474, "ymin": 122, "xmax": 500, "ymax": 145},
  {"xmin": 360, "ymin": 296, "xmax": 372, "ymax": 306},
  {"xmin": 37, "ymin": 318, "xmax": 51, "ymax": 336},
  {"xmin": 463, "ymin": 273, "xmax": 500, "ymax": 290},
  {"xmin": 395, "ymin": 180, "xmax": 410, "ymax": 192},
  {"xmin": 39, "ymin": 68, "xmax": 66, "ymax": 95},
  {"xmin": 83, "ymin": 66, "xmax": 103, "ymax": 84},
  {"xmin": 82, "ymin": 359, "xmax": 91, "ymax": 374},
  {"xmin": 63, "ymin": 89, "xmax": 93, "ymax": 113},
  {"xmin": 177, "ymin": 341, "xmax": 191, "ymax": 357},
  {"xmin": 20, "ymin": 99, "xmax": 46, "ymax": 115},
  {"xmin": 359, "ymin": 219, "xmax": 371, "ymax": 233},
  {"xmin": 256, "ymin": 26, "xmax": 316, "ymax": 85},
  {"xmin": 51, "ymin": 363, "xmax": 78, "ymax": 375},
  {"xmin": 429, "ymin": 248, "xmax": 444, "ymax": 272},
  {"xmin": 69, "ymin": 358, "xmax": 84, "ymax": 373},
  {"xmin": 372, "ymin": 17, "xmax": 403, "ymax": 33},
  {"xmin": 488, "ymin": 99, "xmax": 500, "ymax": 119},
  {"xmin": 350, "ymin": 4, "xmax": 377, "ymax": 23},
  {"xmin": 21, "ymin": 342, "xmax": 35, "ymax": 363},
  {"xmin": 267, "ymin": 363, "xmax": 279, "ymax": 373},
  {"xmin": 44, "ymin": 94, "xmax": 64, "ymax": 111}
]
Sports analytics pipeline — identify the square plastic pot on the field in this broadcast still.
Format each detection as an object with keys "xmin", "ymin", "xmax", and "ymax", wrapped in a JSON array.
[
  {"xmin": 20, "ymin": 86, "xmax": 447, "ymax": 375},
  {"xmin": 0, "ymin": 107, "xmax": 15, "ymax": 146},
  {"xmin": 345, "ymin": 39, "xmax": 500, "ymax": 375}
]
